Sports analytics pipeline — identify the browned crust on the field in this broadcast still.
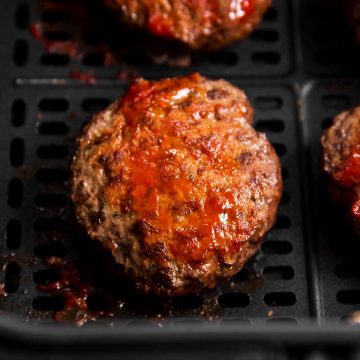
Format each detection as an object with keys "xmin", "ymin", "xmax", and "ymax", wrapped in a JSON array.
[
  {"xmin": 321, "ymin": 106, "xmax": 360, "ymax": 176},
  {"xmin": 321, "ymin": 105, "xmax": 360, "ymax": 234},
  {"xmin": 104, "ymin": 0, "xmax": 272, "ymax": 50},
  {"xmin": 71, "ymin": 74, "xmax": 282, "ymax": 296}
]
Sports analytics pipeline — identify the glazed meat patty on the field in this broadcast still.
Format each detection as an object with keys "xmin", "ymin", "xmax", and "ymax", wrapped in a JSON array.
[
  {"xmin": 104, "ymin": 0, "xmax": 272, "ymax": 50},
  {"xmin": 321, "ymin": 106, "xmax": 360, "ymax": 233},
  {"xmin": 71, "ymin": 73, "xmax": 282, "ymax": 296}
]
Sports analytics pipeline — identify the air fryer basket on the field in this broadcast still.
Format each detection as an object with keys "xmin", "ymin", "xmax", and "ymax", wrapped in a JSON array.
[{"xmin": 1, "ymin": 0, "xmax": 360, "ymax": 358}]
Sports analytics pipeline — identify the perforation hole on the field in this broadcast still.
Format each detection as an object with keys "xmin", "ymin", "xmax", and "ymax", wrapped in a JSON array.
[
  {"xmin": 15, "ymin": 3, "xmax": 29, "ymax": 29},
  {"xmin": 41, "ymin": 10, "xmax": 71, "ymax": 22},
  {"xmin": 251, "ymin": 29, "xmax": 279, "ymax": 42},
  {"xmin": 82, "ymin": 31, "xmax": 103, "ymax": 45},
  {"xmin": 43, "ymin": 31, "xmax": 72, "ymax": 41},
  {"xmin": 32, "ymin": 296, "xmax": 65, "ymax": 311},
  {"xmin": 322, "ymin": 117, "xmax": 333, "ymax": 129},
  {"xmin": 255, "ymin": 119, "xmax": 284, "ymax": 133},
  {"xmin": 255, "ymin": 96, "xmax": 283, "ymax": 110},
  {"xmin": 335, "ymin": 264, "xmax": 360, "ymax": 279},
  {"xmin": 5, "ymin": 263, "xmax": 20, "ymax": 293},
  {"xmin": 125, "ymin": 294, "xmax": 164, "ymax": 311},
  {"xmin": 281, "ymin": 191, "xmax": 290, "ymax": 205},
  {"xmin": 8, "ymin": 179, "xmax": 23, "ymax": 208},
  {"xmin": 337, "ymin": 290, "xmax": 360, "ymax": 305},
  {"xmin": 10, "ymin": 138, "xmax": 24, "ymax": 166},
  {"xmin": 34, "ymin": 269, "xmax": 61, "ymax": 285},
  {"xmin": 266, "ymin": 318, "xmax": 297, "ymax": 325},
  {"xmin": 13, "ymin": 39, "xmax": 28, "ymax": 66},
  {"xmin": 262, "ymin": 241, "xmax": 293, "ymax": 255},
  {"xmin": 274, "ymin": 215, "xmax": 291, "ymax": 229},
  {"xmin": 34, "ymin": 243, "xmax": 67, "ymax": 258},
  {"xmin": 38, "ymin": 99, "xmax": 69, "ymax": 112},
  {"xmin": 6, "ymin": 220, "xmax": 22, "ymax": 250},
  {"xmin": 36, "ymin": 168, "xmax": 69, "ymax": 184},
  {"xmin": 232, "ymin": 268, "xmax": 249, "ymax": 282},
  {"xmin": 38, "ymin": 122, "xmax": 69, "ymax": 135},
  {"xmin": 264, "ymin": 7, "xmax": 277, "ymax": 21},
  {"xmin": 34, "ymin": 218, "xmax": 66, "ymax": 232},
  {"xmin": 252, "ymin": 52, "xmax": 280, "ymax": 65},
  {"xmin": 82, "ymin": 98, "xmax": 111, "ymax": 112},
  {"xmin": 82, "ymin": 53, "xmax": 105, "ymax": 67},
  {"xmin": 210, "ymin": 52, "xmax": 238, "ymax": 66},
  {"xmin": 322, "ymin": 95, "xmax": 351, "ymax": 109},
  {"xmin": 124, "ymin": 51, "xmax": 152, "ymax": 66},
  {"xmin": 218, "ymin": 293, "xmax": 250, "ymax": 307},
  {"xmin": 273, "ymin": 143, "xmax": 287, "ymax": 157},
  {"xmin": 37, "ymin": 145, "xmax": 68, "ymax": 159},
  {"xmin": 86, "ymin": 294, "xmax": 112, "ymax": 311},
  {"xmin": 11, "ymin": 99, "xmax": 26, "ymax": 127},
  {"xmin": 172, "ymin": 295, "xmax": 204, "ymax": 309},
  {"xmin": 35, "ymin": 193, "xmax": 67, "ymax": 208},
  {"xmin": 219, "ymin": 318, "xmax": 250, "ymax": 325},
  {"xmin": 41, "ymin": 54, "xmax": 70, "ymax": 66},
  {"xmin": 263, "ymin": 266, "xmax": 294, "ymax": 281},
  {"xmin": 264, "ymin": 292, "xmax": 296, "ymax": 306}
]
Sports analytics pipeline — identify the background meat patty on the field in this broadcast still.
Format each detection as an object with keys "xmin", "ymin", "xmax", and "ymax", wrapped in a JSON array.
[
  {"xmin": 71, "ymin": 73, "xmax": 282, "ymax": 296},
  {"xmin": 104, "ymin": 0, "xmax": 272, "ymax": 50},
  {"xmin": 321, "ymin": 106, "xmax": 360, "ymax": 233}
]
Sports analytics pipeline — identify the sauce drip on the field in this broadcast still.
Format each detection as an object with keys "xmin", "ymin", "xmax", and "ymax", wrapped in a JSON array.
[
  {"xmin": 38, "ymin": 257, "xmax": 116, "ymax": 326},
  {"xmin": 103, "ymin": 73, "xmax": 256, "ymax": 263}
]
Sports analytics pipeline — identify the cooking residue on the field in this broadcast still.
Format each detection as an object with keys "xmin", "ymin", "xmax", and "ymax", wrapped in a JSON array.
[
  {"xmin": 39, "ymin": 256, "xmax": 116, "ymax": 326},
  {"xmin": 34, "ymin": 244, "xmax": 264, "ymax": 326}
]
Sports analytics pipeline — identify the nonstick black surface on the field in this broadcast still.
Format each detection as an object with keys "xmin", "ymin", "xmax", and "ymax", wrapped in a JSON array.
[{"xmin": 1, "ymin": 0, "xmax": 360, "ymax": 335}]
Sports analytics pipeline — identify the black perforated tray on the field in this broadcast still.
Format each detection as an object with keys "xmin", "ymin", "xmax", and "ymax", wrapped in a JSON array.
[{"xmin": 2, "ymin": 0, "xmax": 360, "ymax": 358}]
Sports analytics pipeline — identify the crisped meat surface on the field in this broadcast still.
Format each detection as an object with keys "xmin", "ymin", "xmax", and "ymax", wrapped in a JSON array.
[
  {"xmin": 71, "ymin": 73, "xmax": 282, "ymax": 295},
  {"xmin": 104, "ymin": 0, "xmax": 272, "ymax": 50},
  {"xmin": 321, "ymin": 106, "xmax": 360, "ymax": 233}
]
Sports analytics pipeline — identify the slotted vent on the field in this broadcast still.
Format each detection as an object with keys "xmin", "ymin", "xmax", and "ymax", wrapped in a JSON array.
[
  {"xmin": 5, "ymin": 0, "xmax": 355, "ymax": 330},
  {"xmin": 305, "ymin": 81, "xmax": 360, "ymax": 322},
  {"xmin": 0, "ymin": 83, "xmax": 309, "ymax": 325}
]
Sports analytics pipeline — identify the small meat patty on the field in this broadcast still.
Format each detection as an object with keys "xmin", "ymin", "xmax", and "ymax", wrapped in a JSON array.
[
  {"xmin": 104, "ymin": 0, "xmax": 272, "ymax": 50},
  {"xmin": 71, "ymin": 73, "xmax": 282, "ymax": 296},
  {"xmin": 321, "ymin": 105, "xmax": 360, "ymax": 233}
]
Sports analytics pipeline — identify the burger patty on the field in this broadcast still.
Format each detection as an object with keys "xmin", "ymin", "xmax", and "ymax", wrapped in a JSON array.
[
  {"xmin": 104, "ymin": 0, "xmax": 272, "ymax": 50},
  {"xmin": 71, "ymin": 73, "xmax": 282, "ymax": 296},
  {"xmin": 321, "ymin": 105, "xmax": 360, "ymax": 233}
]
